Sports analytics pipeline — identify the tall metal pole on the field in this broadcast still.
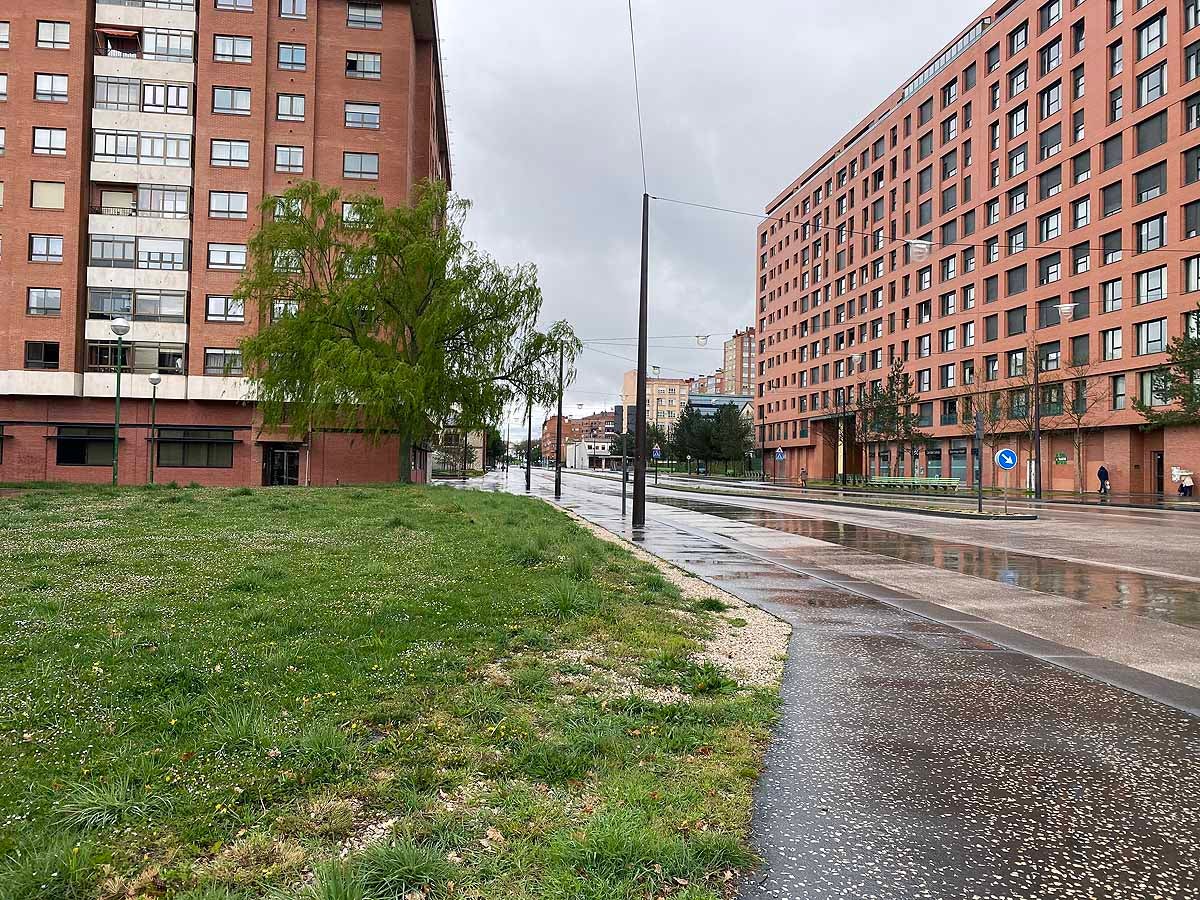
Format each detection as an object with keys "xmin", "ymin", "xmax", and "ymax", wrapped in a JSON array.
[
  {"xmin": 149, "ymin": 383, "xmax": 158, "ymax": 485},
  {"xmin": 112, "ymin": 333, "xmax": 123, "ymax": 486},
  {"xmin": 632, "ymin": 192, "xmax": 650, "ymax": 527},
  {"xmin": 1032, "ymin": 342, "xmax": 1042, "ymax": 499},
  {"xmin": 554, "ymin": 345, "xmax": 564, "ymax": 500},
  {"xmin": 525, "ymin": 391, "xmax": 532, "ymax": 492},
  {"xmin": 621, "ymin": 429, "xmax": 628, "ymax": 517},
  {"xmin": 975, "ymin": 406, "xmax": 984, "ymax": 514}
]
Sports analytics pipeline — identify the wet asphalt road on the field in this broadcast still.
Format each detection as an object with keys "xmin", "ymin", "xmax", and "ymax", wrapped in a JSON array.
[{"xmin": 487, "ymin": 470, "xmax": 1200, "ymax": 900}]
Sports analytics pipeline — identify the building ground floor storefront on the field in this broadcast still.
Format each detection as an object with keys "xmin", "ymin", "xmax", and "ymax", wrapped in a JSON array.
[
  {"xmin": 0, "ymin": 397, "xmax": 429, "ymax": 487},
  {"xmin": 766, "ymin": 420, "xmax": 1200, "ymax": 497}
]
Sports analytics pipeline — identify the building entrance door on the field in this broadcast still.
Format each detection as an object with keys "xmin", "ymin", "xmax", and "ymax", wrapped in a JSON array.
[
  {"xmin": 1152, "ymin": 451, "xmax": 1165, "ymax": 495},
  {"xmin": 263, "ymin": 446, "xmax": 300, "ymax": 486}
]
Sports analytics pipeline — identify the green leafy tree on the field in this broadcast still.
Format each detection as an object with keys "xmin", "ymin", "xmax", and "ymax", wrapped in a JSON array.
[
  {"xmin": 855, "ymin": 359, "xmax": 929, "ymax": 475},
  {"xmin": 486, "ymin": 427, "xmax": 507, "ymax": 467},
  {"xmin": 238, "ymin": 181, "xmax": 579, "ymax": 483},
  {"xmin": 673, "ymin": 405, "xmax": 714, "ymax": 466},
  {"xmin": 713, "ymin": 403, "xmax": 754, "ymax": 473},
  {"xmin": 1135, "ymin": 307, "xmax": 1200, "ymax": 429}
]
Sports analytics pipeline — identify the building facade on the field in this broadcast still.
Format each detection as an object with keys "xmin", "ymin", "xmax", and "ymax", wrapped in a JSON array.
[
  {"xmin": 723, "ymin": 326, "xmax": 756, "ymax": 395},
  {"xmin": 0, "ymin": 0, "xmax": 449, "ymax": 486},
  {"xmin": 758, "ymin": 0, "xmax": 1200, "ymax": 494},
  {"xmin": 540, "ymin": 410, "xmax": 615, "ymax": 462},
  {"xmin": 620, "ymin": 369, "xmax": 692, "ymax": 436}
]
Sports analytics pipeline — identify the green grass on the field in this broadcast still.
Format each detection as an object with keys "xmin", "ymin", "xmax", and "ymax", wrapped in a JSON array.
[{"xmin": 0, "ymin": 484, "xmax": 778, "ymax": 899}]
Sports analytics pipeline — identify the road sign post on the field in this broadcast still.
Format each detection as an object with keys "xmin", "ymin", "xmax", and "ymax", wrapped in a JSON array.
[
  {"xmin": 652, "ymin": 443, "xmax": 661, "ymax": 486},
  {"xmin": 774, "ymin": 447, "xmax": 785, "ymax": 486},
  {"xmin": 995, "ymin": 448, "xmax": 1018, "ymax": 516}
]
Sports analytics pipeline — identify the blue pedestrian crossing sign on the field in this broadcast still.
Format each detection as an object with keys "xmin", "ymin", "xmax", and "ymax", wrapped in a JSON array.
[
  {"xmin": 995, "ymin": 448, "xmax": 1018, "ymax": 471},
  {"xmin": 775, "ymin": 447, "xmax": 786, "ymax": 462},
  {"xmin": 651, "ymin": 444, "xmax": 662, "ymax": 460}
]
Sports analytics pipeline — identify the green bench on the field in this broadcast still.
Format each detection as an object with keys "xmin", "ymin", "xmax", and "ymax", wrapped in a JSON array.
[{"xmin": 871, "ymin": 475, "xmax": 961, "ymax": 492}]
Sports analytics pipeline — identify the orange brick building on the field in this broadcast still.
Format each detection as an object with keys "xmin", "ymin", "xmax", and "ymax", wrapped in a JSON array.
[
  {"xmin": 0, "ymin": 0, "xmax": 449, "ymax": 485},
  {"xmin": 758, "ymin": 0, "xmax": 1200, "ymax": 494}
]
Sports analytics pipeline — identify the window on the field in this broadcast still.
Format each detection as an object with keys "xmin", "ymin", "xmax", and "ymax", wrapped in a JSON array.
[
  {"xmin": 1072, "ymin": 64, "xmax": 1085, "ymax": 99},
  {"xmin": 55, "ymin": 426, "xmax": 121, "ymax": 466},
  {"xmin": 1040, "ymin": 80, "xmax": 1061, "ymax": 118},
  {"xmin": 0, "ymin": 23, "xmax": 8, "ymax": 49},
  {"xmin": 1039, "ymin": 0, "xmax": 1061, "ymax": 32},
  {"xmin": 1102, "ymin": 134, "xmax": 1122, "ymax": 170},
  {"xmin": 1136, "ymin": 214, "xmax": 1165, "ymax": 252},
  {"xmin": 280, "ymin": 0, "xmax": 307, "ymax": 17},
  {"xmin": 142, "ymin": 82, "xmax": 191, "ymax": 115},
  {"xmin": 278, "ymin": 42, "xmax": 306, "ymax": 70},
  {"xmin": 0, "ymin": 73, "xmax": 6, "ymax": 102},
  {"xmin": 344, "ymin": 101, "xmax": 380, "ymax": 129},
  {"xmin": 1137, "ymin": 13, "xmax": 1166, "ymax": 60},
  {"xmin": 1110, "ymin": 86, "xmax": 1124, "ymax": 123},
  {"xmin": 211, "ymin": 139, "xmax": 250, "ymax": 168},
  {"xmin": 275, "ymin": 144, "xmax": 304, "ymax": 173},
  {"xmin": 1110, "ymin": 40, "xmax": 1123, "ymax": 76},
  {"xmin": 90, "ymin": 235, "xmax": 135, "ymax": 268},
  {"xmin": 1039, "ymin": 210, "xmax": 1062, "ymax": 242},
  {"xmin": 157, "ymin": 429, "xmax": 236, "ymax": 468},
  {"xmin": 31, "ymin": 127, "xmax": 66, "ymax": 156},
  {"xmin": 214, "ymin": 35, "xmax": 252, "ymax": 63},
  {"xmin": 1187, "ymin": 200, "xmax": 1200, "ymax": 239},
  {"xmin": 1102, "ymin": 230, "xmax": 1123, "ymax": 264},
  {"xmin": 987, "ymin": 44, "xmax": 1001, "ymax": 73},
  {"xmin": 25, "ymin": 341, "xmax": 60, "ymax": 371},
  {"xmin": 1073, "ymin": 196, "xmax": 1091, "ymax": 228},
  {"xmin": 1135, "ymin": 162, "xmax": 1166, "ymax": 203},
  {"xmin": 276, "ymin": 93, "xmax": 305, "ymax": 121},
  {"xmin": 1112, "ymin": 374, "xmax": 1126, "ymax": 410},
  {"xmin": 1136, "ymin": 318, "xmax": 1168, "ymax": 354},
  {"xmin": 1073, "ymin": 149, "xmax": 1091, "ymax": 183},
  {"xmin": 1039, "ymin": 38, "xmax": 1062, "ymax": 76},
  {"xmin": 1136, "ymin": 111, "xmax": 1168, "ymax": 153},
  {"xmin": 1135, "ymin": 64, "xmax": 1168, "ymax": 111},
  {"xmin": 206, "ymin": 295, "xmax": 245, "ymax": 323},
  {"xmin": 1010, "ymin": 63, "xmax": 1029, "ymax": 97},
  {"xmin": 1102, "ymin": 328, "xmax": 1123, "ymax": 360},
  {"xmin": 347, "ymin": 1, "xmax": 382, "ymax": 28},
  {"xmin": 1188, "ymin": 146, "xmax": 1200, "ymax": 184},
  {"xmin": 1038, "ymin": 252, "xmax": 1062, "ymax": 285},
  {"xmin": 1137, "ymin": 266, "xmax": 1167, "ymax": 303},
  {"xmin": 27, "ymin": 287, "xmax": 61, "ymax": 316},
  {"xmin": 36, "ymin": 21, "xmax": 69, "ymax": 49},
  {"xmin": 213, "ymin": 86, "xmax": 251, "ymax": 115},
  {"xmin": 30, "ymin": 234, "xmax": 63, "ymax": 262},
  {"xmin": 1189, "ymin": 41, "xmax": 1200, "ymax": 82},
  {"xmin": 1103, "ymin": 278, "xmax": 1123, "ymax": 312},
  {"xmin": 208, "ymin": 243, "xmax": 247, "ymax": 269},
  {"xmin": 1010, "ymin": 21, "xmax": 1028, "ymax": 55},
  {"xmin": 204, "ymin": 349, "xmax": 243, "ymax": 376},
  {"xmin": 1102, "ymin": 182, "xmax": 1122, "ymax": 216},
  {"xmin": 143, "ymin": 29, "xmax": 194, "ymax": 62},
  {"xmin": 1008, "ymin": 348, "xmax": 1027, "ymax": 377},
  {"xmin": 1190, "ymin": 0, "xmax": 1200, "ymax": 31},
  {"xmin": 343, "ymin": 152, "xmax": 378, "ymax": 180},
  {"xmin": 34, "ymin": 73, "xmax": 68, "ymax": 102},
  {"xmin": 1009, "ymin": 103, "xmax": 1028, "ymax": 138},
  {"xmin": 216, "ymin": 0, "xmax": 254, "ymax": 8},
  {"xmin": 1040, "ymin": 124, "xmax": 1062, "ymax": 160},
  {"xmin": 138, "ymin": 238, "xmax": 187, "ymax": 271},
  {"xmin": 209, "ymin": 191, "xmax": 248, "ymax": 219},
  {"xmin": 1187, "ymin": 93, "xmax": 1200, "ymax": 132},
  {"xmin": 31, "ymin": 181, "xmax": 65, "ymax": 209},
  {"xmin": 1010, "ymin": 143, "xmax": 1028, "ymax": 176},
  {"xmin": 1110, "ymin": 0, "xmax": 1123, "ymax": 28},
  {"xmin": 1072, "ymin": 242, "xmax": 1091, "ymax": 274},
  {"xmin": 346, "ymin": 51, "xmax": 381, "ymax": 78}
]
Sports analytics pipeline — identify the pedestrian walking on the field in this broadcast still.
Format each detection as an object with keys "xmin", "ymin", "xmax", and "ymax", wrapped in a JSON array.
[
  {"xmin": 800, "ymin": 467, "xmax": 808, "ymax": 488},
  {"xmin": 1184, "ymin": 472, "xmax": 1195, "ymax": 498},
  {"xmin": 1097, "ymin": 464, "xmax": 1110, "ymax": 495}
]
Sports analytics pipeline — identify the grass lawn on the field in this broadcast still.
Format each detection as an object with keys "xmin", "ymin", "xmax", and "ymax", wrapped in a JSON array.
[{"xmin": 0, "ymin": 483, "xmax": 779, "ymax": 899}]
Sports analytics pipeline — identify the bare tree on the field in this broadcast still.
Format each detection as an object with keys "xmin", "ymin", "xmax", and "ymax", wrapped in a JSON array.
[{"xmin": 1044, "ymin": 359, "xmax": 1114, "ymax": 496}]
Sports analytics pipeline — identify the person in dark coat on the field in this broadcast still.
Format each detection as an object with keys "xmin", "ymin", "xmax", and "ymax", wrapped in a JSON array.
[{"xmin": 1097, "ymin": 465, "xmax": 1110, "ymax": 495}]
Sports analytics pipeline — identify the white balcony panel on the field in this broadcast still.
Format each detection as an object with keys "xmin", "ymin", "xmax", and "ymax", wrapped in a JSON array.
[
  {"xmin": 93, "ymin": 55, "xmax": 195, "ymax": 84},
  {"xmin": 91, "ymin": 161, "xmax": 193, "ymax": 187},
  {"xmin": 89, "ymin": 214, "xmax": 191, "ymax": 240},
  {"xmin": 84, "ymin": 372, "xmax": 188, "ymax": 400},
  {"xmin": 0, "ymin": 371, "xmax": 84, "ymax": 397},
  {"xmin": 187, "ymin": 376, "xmax": 255, "ymax": 402},
  {"xmin": 92, "ymin": 108, "xmax": 194, "ymax": 135},
  {"xmin": 86, "ymin": 267, "xmax": 190, "ymax": 292},
  {"xmin": 85, "ymin": 320, "xmax": 187, "ymax": 344},
  {"xmin": 94, "ymin": 2, "xmax": 197, "ymax": 31}
]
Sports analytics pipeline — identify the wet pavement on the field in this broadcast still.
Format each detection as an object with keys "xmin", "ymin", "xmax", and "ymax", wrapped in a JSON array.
[{"xmin": 484, "ymin": 470, "xmax": 1200, "ymax": 899}]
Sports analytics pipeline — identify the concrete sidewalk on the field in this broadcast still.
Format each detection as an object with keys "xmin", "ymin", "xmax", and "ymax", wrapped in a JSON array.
[{"xmin": 496, "ymin": 470, "xmax": 1200, "ymax": 900}]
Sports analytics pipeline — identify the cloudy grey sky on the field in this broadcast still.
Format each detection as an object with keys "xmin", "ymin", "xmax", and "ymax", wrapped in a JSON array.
[{"xmin": 437, "ymin": 0, "xmax": 967, "ymax": 433}]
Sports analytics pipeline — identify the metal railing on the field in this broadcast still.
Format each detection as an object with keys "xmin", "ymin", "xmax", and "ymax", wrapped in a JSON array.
[
  {"xmin": 98, "ymin": 0, "xmax": 195, "ymax": 10},
  {"xmin": 89, "ymin": 205, "xmax": 189, "ymax": 219}
]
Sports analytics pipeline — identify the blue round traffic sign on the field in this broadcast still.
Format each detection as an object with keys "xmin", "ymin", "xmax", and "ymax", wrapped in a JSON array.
[{"xmin": 995, "ymin": 448, "xmax": 1018, "ymax": 471}]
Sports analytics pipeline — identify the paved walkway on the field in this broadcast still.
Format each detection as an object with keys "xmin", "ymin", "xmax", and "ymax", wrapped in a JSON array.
[{"xmin": 491, "ymin": 470, "xmax": 1200, "ymax": 899}]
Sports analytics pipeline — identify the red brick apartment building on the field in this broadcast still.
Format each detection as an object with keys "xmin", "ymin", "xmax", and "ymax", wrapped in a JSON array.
[
  {"xmin": 758, "ymin": 0, "xmax": 1200, "ymax": 494},
  {"xmin": 0, "ymin": 0, "xmax": 449, "ymax": 485},
  {"xmin": 541, "ymin": 411, "xmax": 617, "ymax": 463}
]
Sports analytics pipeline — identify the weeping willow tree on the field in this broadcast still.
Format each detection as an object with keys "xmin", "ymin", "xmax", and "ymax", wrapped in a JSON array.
[{"xmin": 237, "ymin": 180, "xmax": 579, "ymax": 483}]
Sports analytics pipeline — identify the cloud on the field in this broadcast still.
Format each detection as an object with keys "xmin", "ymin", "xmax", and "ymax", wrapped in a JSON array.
[{"xmin": 437, "ymin": 0, "xmax": 973, "ymax": 430}]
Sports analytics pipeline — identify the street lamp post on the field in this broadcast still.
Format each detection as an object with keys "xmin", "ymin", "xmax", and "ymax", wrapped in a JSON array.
[
  {"xmin": 1031, "ymin": 301, "xmax": 1078, "ymax": 499},
  {"xmin": 110, "ymin": 317, "xmax": 130, "ymax": 486},
  {"xmin": 837, "ymin": 352, "xmax": 863, "ymax": 486},
  {"xmin": 148, "ymin": 372, "xmax": 161, "ymax": 485}
]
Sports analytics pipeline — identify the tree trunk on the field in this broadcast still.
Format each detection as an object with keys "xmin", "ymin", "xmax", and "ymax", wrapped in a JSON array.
[{"xmin": 399, "ymin": 433, "xmax": 413, "ymax": 484}]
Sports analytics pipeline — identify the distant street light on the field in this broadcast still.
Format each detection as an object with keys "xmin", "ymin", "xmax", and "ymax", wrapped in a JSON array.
[
  {"xmin": 148, "ymin": 372, "xmax": 161, "ymax": 485},
  {"xmin": 110, "ymin": 317, "xmax": 131, "ymax": 486}
]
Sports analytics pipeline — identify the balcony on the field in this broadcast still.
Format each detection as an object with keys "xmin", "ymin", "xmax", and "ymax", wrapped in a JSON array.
[{"xmin": 940, "ymin": 413, "xmax": 959, "ymax": 426}]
